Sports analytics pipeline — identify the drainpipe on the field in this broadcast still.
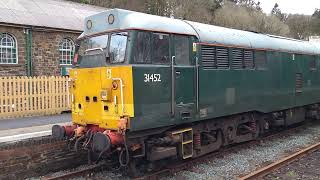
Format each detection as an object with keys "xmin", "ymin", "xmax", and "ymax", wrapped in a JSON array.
[{"xmin": 24, "ymin": 28, "xmax": 33, "ymax": 76}]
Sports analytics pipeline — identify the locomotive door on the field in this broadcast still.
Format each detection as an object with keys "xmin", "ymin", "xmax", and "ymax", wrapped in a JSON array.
[{"xmin": 171, "ymin": 35, "xmax": 196, "ymax": 121}]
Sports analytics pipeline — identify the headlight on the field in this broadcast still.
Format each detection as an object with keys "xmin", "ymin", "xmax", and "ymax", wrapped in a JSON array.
[{"xmin": 112, "ymin": 81, "xmax": 118, "ymax": 90}]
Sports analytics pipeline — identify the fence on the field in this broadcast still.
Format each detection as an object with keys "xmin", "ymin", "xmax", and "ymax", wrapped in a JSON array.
[{"xmin": 0, "ymin": 76, "xmax": 70, "ymax": 119}]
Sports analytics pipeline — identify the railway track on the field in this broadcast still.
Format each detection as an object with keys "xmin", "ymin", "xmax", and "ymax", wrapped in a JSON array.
[
  {"xmin": 41, "ymin": 122, "xmax": 316, "ymax": 180},
  {"xmin": 238, "ymin": 142, "xmax": 320, "ymax": 180},
  {"xmin": 42, "ymin": 163, "xmax": 107, "ymax": 180},
  {"xmin": 137, "ymin": 123, "xmax": 313, "ymax": 180}
]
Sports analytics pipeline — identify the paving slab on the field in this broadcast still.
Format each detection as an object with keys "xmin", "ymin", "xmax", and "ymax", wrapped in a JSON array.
[
  {"xmin": 0, "ymin": 113, "xmax": 71, "ymax": 130},
  {"xmin": 0, "ymin": 113, "xmax": 71, "ymax": 143}
]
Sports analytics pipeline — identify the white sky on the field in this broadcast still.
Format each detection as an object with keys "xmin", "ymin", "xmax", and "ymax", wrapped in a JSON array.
[{"xmin": 258, "ymin": 0, "xmax": 320, "ymax": 15}]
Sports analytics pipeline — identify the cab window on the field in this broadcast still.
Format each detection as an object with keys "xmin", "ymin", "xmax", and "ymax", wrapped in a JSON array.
[
  {"xmin": 110, "ymin": 32, "xmax": 128, "ymax": 63},
  {"xmin": 174, "ymin": 35, "xmax": 190, "ymax": 65},
  {"xmin": 152, "ymin": 33, "xmax": 170, "ymax": 64},
  {"xmin": 133, "ymin": 31, "xmax": 151, "ymax": 63}
]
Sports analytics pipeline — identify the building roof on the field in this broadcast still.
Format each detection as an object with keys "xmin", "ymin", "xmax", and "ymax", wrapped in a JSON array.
[
  {"xmin": 83, "ymin": 9, "xmax": 320, "ymax": 55},
  {"xmin": 0, "ymin": 0, "xmax": 105, "ymax": 31}
]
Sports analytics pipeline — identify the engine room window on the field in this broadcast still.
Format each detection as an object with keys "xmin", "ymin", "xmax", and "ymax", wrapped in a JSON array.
[
  {"xmin": 174, "ymin": 35, "xmax": 190, "ymax": 65},
  {"xmin": 216, "ymin": 47, "xmax": 229, "ymax": 69},
  {"xmin": 244, "ymin": 50, "xmax": 254, "ymax": 69},
  {"xmin": 232, "ymin": 48, "xmax": 243, "ymax": 69},
  {"xmin": 201, "ymin": 45, "xmax": 217, "ymax": 70},
  {"xmin": 255, "ymin": 51, "xmax": 267, "ymax": 70},
  {"xmin": 134, "ymin": 32, "xmax": 151, "ymax": 63},
  {"xmin": 110, "ymin": 32, "xmax": 128, "ymax": 63},
  {"xmin": 310, "ymin": 56, "xmax": 316, "ymax": 71},
  {"xmin": 152, "ymin": 33, "xmax": 170, "ymax": 64}
]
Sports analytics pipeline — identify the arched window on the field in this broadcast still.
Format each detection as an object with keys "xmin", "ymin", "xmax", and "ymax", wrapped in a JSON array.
[
  {"xmin": 0, "ymin": 33, "xmax": 17, "ymax": 64},
  {"xmin": 59, "ymin": 38, "xmax": 74, "ymax": 65}
]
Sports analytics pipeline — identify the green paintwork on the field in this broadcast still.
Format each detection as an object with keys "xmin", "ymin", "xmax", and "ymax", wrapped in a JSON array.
[
  {"xmin": 127, "ymin": 30, "xmax": 320, "ymax": 132},
  {"xmin": 25, "ymin": 29, "xmax": 33, "ymax": 76}
]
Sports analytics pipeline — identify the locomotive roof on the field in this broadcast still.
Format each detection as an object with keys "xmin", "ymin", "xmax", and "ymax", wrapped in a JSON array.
[{"xmin": 83, "ymin": 9, "xmax": 320, "ymax": 55}]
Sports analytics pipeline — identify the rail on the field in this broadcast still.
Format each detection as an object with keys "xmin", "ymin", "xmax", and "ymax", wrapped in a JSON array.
[
  {"xmin": 42, "ymin": 163, "xmax": 106, "ymax": 180},
  {"xmin": 238, "ymin": 142, "xmax": 320, "ymax": 180}
]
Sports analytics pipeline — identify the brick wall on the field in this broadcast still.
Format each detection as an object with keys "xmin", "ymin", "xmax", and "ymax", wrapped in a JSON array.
[
  {"xmin": 0, "ymin": 25, "xmax": 80, "ymax": 76},
  {"xmin": 0, "ymin": 137, "xmax": 86, "ymax": 180}
]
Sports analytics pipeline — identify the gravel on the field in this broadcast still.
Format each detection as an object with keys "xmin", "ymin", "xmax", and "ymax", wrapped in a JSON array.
[
  {"xmin": 164, "ymin": 122, "xmax": 320, "ymax": 180},
  {"xmin": 264, "ymin": 149, "xmax": 320, "ymax": 180}
]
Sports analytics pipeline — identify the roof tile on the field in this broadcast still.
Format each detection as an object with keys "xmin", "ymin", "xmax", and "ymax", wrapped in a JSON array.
[{"xmin": 0, "ymin": 0, "xmax": 104, "ymax": 31}]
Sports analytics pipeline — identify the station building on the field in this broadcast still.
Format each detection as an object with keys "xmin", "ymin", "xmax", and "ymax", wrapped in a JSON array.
[{"xmin": 0, "ymin": 0, "xmax": 104, "ymax": 76}]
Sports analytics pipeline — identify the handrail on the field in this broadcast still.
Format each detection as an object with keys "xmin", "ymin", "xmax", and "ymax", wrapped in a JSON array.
[
  {"xmin": 195, "ymin": 57, "xmax": 199, "ymax": 113},
  {"xmin": 171, "ymin": 56, "xmax": 176, "ymax": 117}
]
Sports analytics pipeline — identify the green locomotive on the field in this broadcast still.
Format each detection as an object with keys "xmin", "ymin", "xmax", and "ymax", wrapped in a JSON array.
[{"xmin": 52, "ymin": 8, "xmax": 320, "ymax": 174}]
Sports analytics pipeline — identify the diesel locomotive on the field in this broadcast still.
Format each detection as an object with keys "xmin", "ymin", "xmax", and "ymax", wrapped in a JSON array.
[{"xmin": 52, "ymin": 9, "xmax": 320, "ymax": 175}]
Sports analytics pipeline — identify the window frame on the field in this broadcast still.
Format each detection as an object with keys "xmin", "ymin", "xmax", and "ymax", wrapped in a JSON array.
[
  {"xmin": 0, "ymin": 33, "xmax": 18, "ymax": 65},
  {"xmin": 59, "ymin": 38, "xmax": 75, "ymax": 66}
]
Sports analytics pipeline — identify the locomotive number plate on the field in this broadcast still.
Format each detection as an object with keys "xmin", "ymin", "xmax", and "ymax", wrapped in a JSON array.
[{"xmin": 144, "ymin": 74, "xmax": 161, "ymax": 82}]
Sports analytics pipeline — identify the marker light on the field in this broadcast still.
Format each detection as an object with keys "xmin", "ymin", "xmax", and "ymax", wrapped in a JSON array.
[{"xmin": 108, "ymin": 14, "xmax": 115, "ymax": 24}]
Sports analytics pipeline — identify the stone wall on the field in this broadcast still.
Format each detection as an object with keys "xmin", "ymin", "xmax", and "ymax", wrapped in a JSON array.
[
  {"xmin": 32, "ymin": 31, "xmax": 79, "ymax": 76},
  {"xmin": 0, "ymin": 136, "xmax": 86, "ymax": 180},
  {"xmin": 0, "ymin": 25, "xmax": 80, "ymax": 76}
]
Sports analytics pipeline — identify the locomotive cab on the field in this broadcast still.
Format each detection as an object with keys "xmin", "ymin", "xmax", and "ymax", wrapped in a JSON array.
[
  {"xmin": 71, "ymin": 29, "xmax": 198, "ymax": 130},
  {"xmin": 53, "ymin": 9, "xmax": 200, "ymax": 162},
  {"xmin": 71, "ymin": 31, "xmax": 134, "ymax": 131}
]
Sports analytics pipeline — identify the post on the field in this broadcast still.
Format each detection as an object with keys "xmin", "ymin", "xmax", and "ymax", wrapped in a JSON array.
[{"xmin": 24, "ymin": 28, "xmax": 33, "ymax": 76}]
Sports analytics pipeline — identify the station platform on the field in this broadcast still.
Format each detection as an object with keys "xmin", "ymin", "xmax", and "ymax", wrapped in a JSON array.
[{"xmin": 0, "ymin": 114, "xmax": 71, "ymax": 143}]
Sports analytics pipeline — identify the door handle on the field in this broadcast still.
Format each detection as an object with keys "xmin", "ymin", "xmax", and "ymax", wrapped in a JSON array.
[{"xmin": 176, "ymin": 71, "xmax": 181, "ymax": 78}]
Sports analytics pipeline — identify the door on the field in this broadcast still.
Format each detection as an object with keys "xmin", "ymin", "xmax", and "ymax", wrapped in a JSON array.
[{"xmin": 172, "ymin": 35, "xmax": 196, "ymax": 121}]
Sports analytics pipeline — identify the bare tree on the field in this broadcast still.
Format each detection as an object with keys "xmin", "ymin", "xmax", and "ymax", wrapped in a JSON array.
[
  {"xmin": 286, "ymin": 14, "xmax": 312, "ymax": 40},
  {"xmin": 311, "ymin": 9, "xmax": 320, "ymax": 35},
  {"xmin": 172, "ymin": 0, "xmax": 219, "ymax": 23},
  {"xmin": 213, "ymin": 2, "xmax": 289, "ymax": 36},
  {"xmin": 270, "ymin": 3, "xmax": 287, "ymax": 22}
]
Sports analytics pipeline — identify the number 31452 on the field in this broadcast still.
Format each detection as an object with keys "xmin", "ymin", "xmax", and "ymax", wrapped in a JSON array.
[{"xmin": 144, "ymin": 74, "xmax": 161, "ymax": 82}]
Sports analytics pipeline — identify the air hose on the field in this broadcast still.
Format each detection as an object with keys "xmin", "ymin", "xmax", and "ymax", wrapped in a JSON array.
[
  {"xmin": 119, "ymin": 135, "xmax": 130, "ymax": 167},
  {"xmin": 74, "ymin": 135, "xmax": 85, "ymax": 152}
]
